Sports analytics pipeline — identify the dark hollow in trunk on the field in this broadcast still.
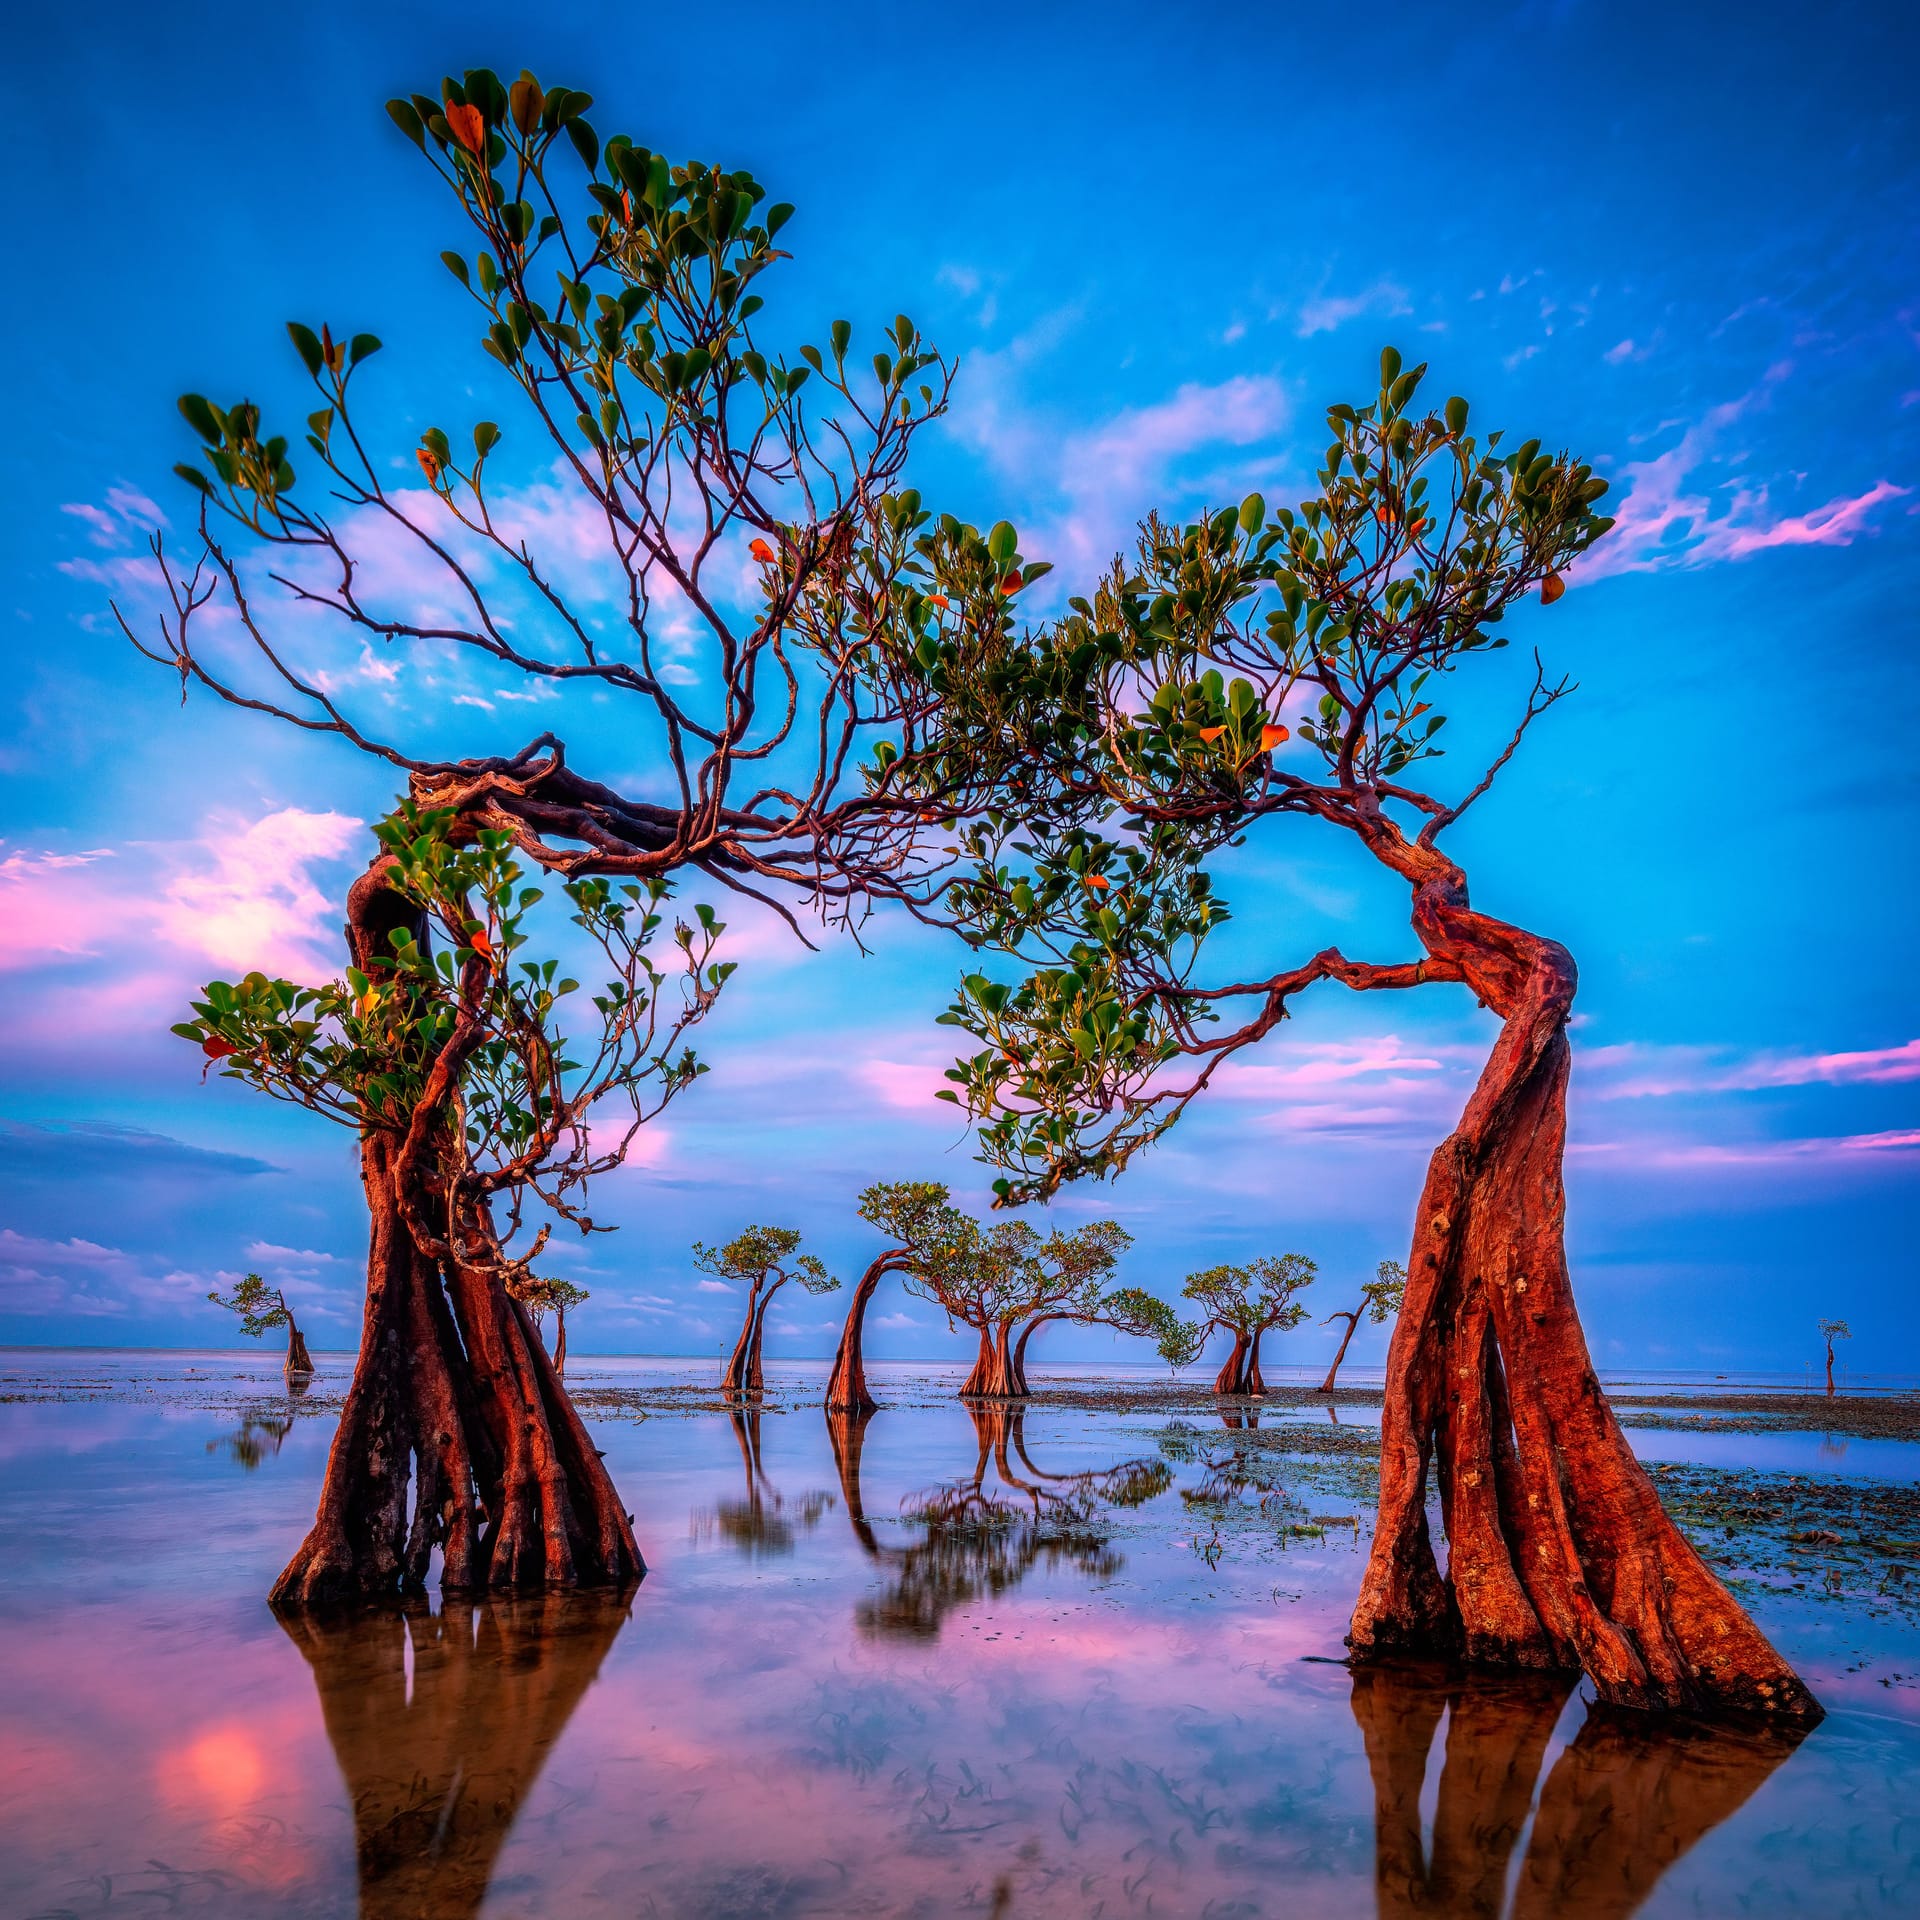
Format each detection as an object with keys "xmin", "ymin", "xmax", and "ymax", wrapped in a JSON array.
[
  {"xmin": 1348, "ymin": 865, "xmax": 1821, "ymax": 1719},
  {"xmin": 283, "ymin": 1590, "xmax": 631, "ymax": 1920},
  {"xmin": 270, "ymin": 859, "xmax": 642, "ymax": 1612}
]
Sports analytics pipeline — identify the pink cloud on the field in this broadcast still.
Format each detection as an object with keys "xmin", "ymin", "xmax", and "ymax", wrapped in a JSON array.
[
  {"xmin": 858, "ymin": 1057, "xmax": 953, "ymax": 1111},
  {"xmin": 156, "ymin": 807, "xmax": 362, "ymax": 975},
  {"xmin": 0, "ymin": 1228, "xmax": 209, "ymax": 1319},
  {"xmin": 1577, "ymin": 377, "xmax": 1909, "ymax": 580},
  {"xmin": 1572, "ymin": 1128, "xmax": 1920, "ymax": 1169},
  {"xmin": 1586, "ymin": 1037, "xmax": 1920, "ymax": 1098},
  {"xmin": 1215, "ymin": 1035, "xmax": 1470, "ymax": 1098}
]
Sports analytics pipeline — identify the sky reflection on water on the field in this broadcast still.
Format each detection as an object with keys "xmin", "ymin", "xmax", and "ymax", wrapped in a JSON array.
[{"xmin": 0, "ymin": 1359, "xmax": 1914, "ymax": 1917}]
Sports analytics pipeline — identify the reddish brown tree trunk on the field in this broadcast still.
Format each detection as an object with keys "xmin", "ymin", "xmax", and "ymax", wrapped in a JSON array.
[
  {"xmin": 721, "ymin": 1281, "xmax": 763, "ymax": 1399},
  {"xmin": 825, "ymin": 1252, "xmax": 904, "ymax": 1415},
  {"xmin": 960, "ymin": 1320, "xmax": 1024, "ymax": 1399},
  {"xmin": 271, "ymin": 857, "xmax": 642, "ymax": 1612},
  {"xmin": 1319, "ymin": 1310, "xmax": 1362, "ymax": 1393},
  {"xmin": 959, "ymin": 1320, "xmax": 1022, "ymax": 1398},
  {"xmin": 285, "ymin": 1318, "xmax": 315, "ymax": 1379},
  {"xmin": 552, "ymin": 1308, "xmax": 567, "ymax": 1376},
  {"xmin": 1212, "ymin": 1326, "xmax": 1250, "ymax": 1396},
  {"xmin": 1825, "ymin": 1342, "xmax": 1836, "ymax": 1397},
  {"xmin": 1245, "ymin": 1323, "xmax": 1270, "ymax": 1396},
  {"xmin": 1010, "ymin": 1312, "xmax": 1061, "ymax": 1394},
  {"xmin": 1349, "ymin": 861, "xmax": 1820, "ymax": 1719}
]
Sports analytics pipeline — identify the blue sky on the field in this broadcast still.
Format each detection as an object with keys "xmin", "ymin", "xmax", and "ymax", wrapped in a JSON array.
[{"xmin": 1, "ymin": 0, "xmax": 1914, "ymax": 1373}]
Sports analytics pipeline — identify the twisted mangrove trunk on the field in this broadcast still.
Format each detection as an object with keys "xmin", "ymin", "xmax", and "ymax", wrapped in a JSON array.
[
  {"xmin": 1319, "ymin": 1309, "xmax": 1362, "ymax": 1393},
  {"xmin": 825, "ymin": 1252, "xmax": 905, "ymax": 1415},
  {"xmin": 1347, "ymin": 840, "xmax": 1820, "ymax": 1719},
  {"xmin": 270, "ymin": 855, "xmax": 642, "ymax": 1612}
]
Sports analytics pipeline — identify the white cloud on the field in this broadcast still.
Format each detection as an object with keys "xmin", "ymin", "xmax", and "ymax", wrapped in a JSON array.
[{"xmin": 1296, "ymin": 281, "xmax": 1412, "ymax": 338}]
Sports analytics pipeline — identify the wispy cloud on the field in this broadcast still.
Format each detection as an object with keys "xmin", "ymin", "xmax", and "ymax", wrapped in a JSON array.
[
  {"xmin": 1586, "ymin": 1038, "xmax": 1920, "ymax": 1098},
  {"xmin": 0, "ymin": 806, "xmax": 359, "ymax": 983},
  {"xmin": 1580, "ymin": 374, "xmax": 1910, "ymax": 579},
  {"xmin": 1572, "ymin": 1128, "xmax": 1920, "ymax": 1169},
  {"xmin": 953, "ymin": 353, "xmax": 1291, "ymax": 579},
  {"xmin": 1296, "ymin": 281, "xmax": 1411, "ymax": 338}
]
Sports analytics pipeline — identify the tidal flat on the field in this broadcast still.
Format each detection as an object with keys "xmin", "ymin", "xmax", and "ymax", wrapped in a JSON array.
[{"xmin": 1, "ymin": 1350, "xmax": 1915, "ymax": 1918}]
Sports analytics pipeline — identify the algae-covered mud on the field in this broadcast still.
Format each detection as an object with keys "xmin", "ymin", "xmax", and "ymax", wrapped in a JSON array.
[{"xmin": 2, "ymin": 1351, "xmax": 1915, "ymax": 1917}]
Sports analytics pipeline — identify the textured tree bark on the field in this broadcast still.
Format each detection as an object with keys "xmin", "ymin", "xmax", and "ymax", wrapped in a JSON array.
[
  {"xmin": 1824, "ymin": 1341, "xmax": 1836, "ymax": 1397},
  {"xmin": 825, "ymin": 1253, "xmax": 905, "ymax": 1415},
  {"xmin": 1212, "ymin": 1326, "xmax": 1251, "ymax": 1396},
  {"xmin": 552, "ymin": 1308, "xmax": 567, "ymax": 1376},
  {"xmin": 721, "ymin": 1280, "xmax": 764, "ymax": 1399},
  {"xmin": 1318, "ymin": 1310, "xmax": 1362, "ymax": 1393},
  {"xmin": 285, "ymin": 1319, "xmax": 315, "ymax": 1379},
  {"xmin": 271, "ymin": 856, "xmax": 643, "ymax": 1612},
  {"xmin": 1010, "ymin": 1313, "xmax": 1054, "ymax": 1395},
  {"xmin": 1348, "ymin": 844, "xmax": 1821, "ymax": 1719},
  {"xmin": 1245, "ymin": 1323, "xmax": 1270, "ymax": 1397},
  {"xmin": 960, "ymin": 1321, "xmax": 1022, "ymax": 1398}
]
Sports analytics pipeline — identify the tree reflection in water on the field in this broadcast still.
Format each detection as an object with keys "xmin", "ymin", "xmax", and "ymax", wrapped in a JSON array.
[
  {"xmin": 695, "ymin": 1403, "xmax": 835, "ymax": 1557},
  {"xmin": 281, "ymin": 1591, "xmax": 631, "ymax": 1920},
  {"xmin": 1352, "ymin": 1661, "xmax": 1809, "ymax": 1919},
  {"xmin": 206, "ymin": 1411, "xmax": 294, "ymax": 1469},
  {"xmin": 830, "ymin": 1401, "xmax": 1170, "ymax": 1640}
]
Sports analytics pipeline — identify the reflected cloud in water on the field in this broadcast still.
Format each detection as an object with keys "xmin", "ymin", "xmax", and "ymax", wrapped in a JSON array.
[{"xmin": 0, "ymin": 1367, "xmax": 1902, "ymax": 1919}]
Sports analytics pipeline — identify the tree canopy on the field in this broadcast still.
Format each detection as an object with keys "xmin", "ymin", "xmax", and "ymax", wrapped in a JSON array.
[{"xmin": 924, "ymin": 350, "xmax": 1613, "ymax": 1200}]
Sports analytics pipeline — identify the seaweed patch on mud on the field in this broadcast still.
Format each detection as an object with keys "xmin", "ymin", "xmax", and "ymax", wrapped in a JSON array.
[{"xmin": 1640, "ymin": 1460, "xmax": 1920, "ymax": 1621}]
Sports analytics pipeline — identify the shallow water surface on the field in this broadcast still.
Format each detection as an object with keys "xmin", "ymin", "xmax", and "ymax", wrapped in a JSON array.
[{"xmin": 0, "ymin": 1354, "xmax": 1914, "ymax": 1917}]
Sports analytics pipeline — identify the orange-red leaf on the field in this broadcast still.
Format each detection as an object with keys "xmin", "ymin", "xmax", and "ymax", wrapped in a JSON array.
[
  {"xmin": 1261, "ymin": 724, "xmax": 1289, "ymax": 750},
  {"xmin": 1541, "ymin": 571, "xmax": 1566, "ymax": 605},
  {"xmin": 1000, "ymin": 571, "xmax": 1023, "ymax": 594},
  {"xmin": 929, "ymin": 592, "xmax": 950, "ymax": 609},
  {"xmin": 749, "ymin": 538, "xmax": 776, "ymax": 563},
  {"xmin": 445, "ymin": 102, "xmax": 487, "ymax": 156},
  {"xmin": 202, "ymin": 1037, "xmax": 240, "ymax": 1060},
  {"xmin": 469, "ymin": 928, "xmax": 494, "ymax": 957},
  {"xmin": 416, "ymin": 448, "xmax": 442, "ymax": 483},
  {"xmin": 1198, "ymin": 725, "xmax": 1226, "ymax": 743},
  {"xmin": 1083, "ymin": 874, "xmax": 1111, "ymax": 891}
]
